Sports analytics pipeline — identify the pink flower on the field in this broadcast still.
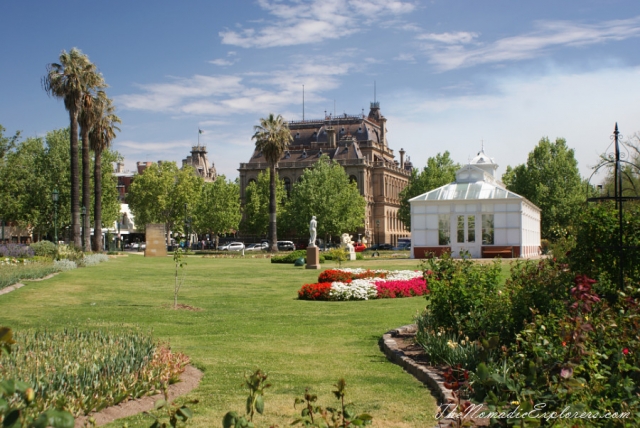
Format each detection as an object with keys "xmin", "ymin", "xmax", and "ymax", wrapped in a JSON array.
[{"xmin": 623, "ymin": 348, "xmax": 629, "ymax": 355}]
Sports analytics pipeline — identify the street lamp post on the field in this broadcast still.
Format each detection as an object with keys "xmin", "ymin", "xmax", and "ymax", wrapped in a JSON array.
[
  {"xmin": 81, "ymin": 206, "xmax": 86, "ymax": 252},
  {"xmin": 184, "ymin": 203, "xmax": 188, "ymax": 249},
  {"xmin": 52, "ymin": 189, "xmax": 59, "ymax": 245}
]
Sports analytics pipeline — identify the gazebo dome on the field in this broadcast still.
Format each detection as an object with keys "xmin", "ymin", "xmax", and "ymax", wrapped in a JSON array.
[{"xmin": 469, "ymin": 149, "xmax": 498, "ymax": 178}]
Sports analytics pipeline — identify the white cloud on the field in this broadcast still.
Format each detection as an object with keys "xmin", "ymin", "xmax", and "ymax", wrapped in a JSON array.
[
  {"xmin": 209, "ymin": 58, "xmax": 236, "ymax": 66},
  {"xmin": 220, "ymin": 0, "xmax": 416, "ymax": 48},
  {"xmin": 117, "ymin": 53, "xmax": 354, "ymax": 118},
  {"xmin": 417, "ymin": 31, "xmax": 478, "ymax": 44},
  {"xmin": 421, "ymin": 16, "xmax": 640, "ymax": 71},
  {"xmin": 385, "ymin": 66, "xmax": 640, "ymax": 180}
]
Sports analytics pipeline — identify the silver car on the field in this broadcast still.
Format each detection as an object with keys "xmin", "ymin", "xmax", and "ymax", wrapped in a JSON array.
[{"xmin": 218, "ymin": 242, "xmax": 245, "ymax": 251}]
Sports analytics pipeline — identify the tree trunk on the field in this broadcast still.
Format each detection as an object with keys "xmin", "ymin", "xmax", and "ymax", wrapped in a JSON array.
[
  {"xmin": 82, "ymin": 127, "xmax": 92, "ymax": 251},
  {"xmin": 69, "ymin": 107, "xmax": 81, "ymax": 248},
  {"xmin": 269, "ymin": 163, "xmax": 278, "ymax": 253},
  {"xmin": 93, "ymin": 149, "xmax": 103, "ymax": 252}
]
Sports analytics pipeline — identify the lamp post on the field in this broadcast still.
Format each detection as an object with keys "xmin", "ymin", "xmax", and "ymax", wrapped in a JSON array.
[
  {"xmin": 52, "ymin": 189, "xmax": 59, "ymax": 245},
  {"xmin": 184, "ymin": 203, "xmax": 189, "ymax": 248},
  {"xmin": 376, "ymin": 219, "xmax": 380, "ymax": 246},
  {"xmin": 81, "ymin": 206, "xmax": 86, "ymax": 252}
]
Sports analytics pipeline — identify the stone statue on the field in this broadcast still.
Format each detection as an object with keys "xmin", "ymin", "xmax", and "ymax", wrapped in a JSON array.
[{"xmin": 309, "ymin": 216, "xmax": 317, "ymax": 246}]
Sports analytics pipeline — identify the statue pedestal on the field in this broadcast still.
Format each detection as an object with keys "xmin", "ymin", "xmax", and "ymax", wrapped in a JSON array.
[{"xmin": 306, "ymin": 246, "xmax": 320, "ymax": 269}]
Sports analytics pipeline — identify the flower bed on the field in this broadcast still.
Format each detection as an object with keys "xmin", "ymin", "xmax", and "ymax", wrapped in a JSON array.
[{"xmin": 298, "ymin": 268, "xmax": 427, "ymax": 301}]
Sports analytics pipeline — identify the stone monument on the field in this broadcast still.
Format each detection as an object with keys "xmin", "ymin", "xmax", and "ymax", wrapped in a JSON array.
[
  {"xmin": 340, "ymin": 233, "xmax": 356, "ymax": 261},
  {"xmin": 144, "ymin": 224, "xmax": 167, "ymax": 257},
  {"xmin": 306, "ymin": 216, "xmax": 320, "ymax": 269}
]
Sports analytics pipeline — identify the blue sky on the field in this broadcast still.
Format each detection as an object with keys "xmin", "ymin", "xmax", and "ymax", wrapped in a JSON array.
[{"xmin": 2, "ymin": 0, "xmax": 640, "ymax": 182}]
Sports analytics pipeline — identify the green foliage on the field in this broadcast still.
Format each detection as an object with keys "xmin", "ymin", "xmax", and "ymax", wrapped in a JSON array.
[
  {"xmin": 29, "ymin": 241, "xmax": 57, "ymax": 258},
  {"xmin": 55, "ymin": 243, "xmax": 83, "ymax": 262},
  {"xmin": 0, "ymin": 263, "xmax": 61, "ymax": 290},
  {"xmin": 420, "ymin": 253, "xmax": 502, "ymax": 341},
  {"xmin": 399, "ymin": 152, "xmax": 460, "ymax": 229},
  {"xmin": 146, "ymin": 387, "xmax": 197, "ymax": 428},
  {"xmin": 193, "ymin": 176, "xmax": 241, "ymax": 244},
  {"xmin": 271, "ymin": 250, "xmax": 305, "ymax": 263},
  {"xmin": 569, "ymin": 201, "xmax": 640, "ymax": 291},
  {"xmin": 223, "ymin": 369, "xmax": 271, "ymax": 427},
  {"xmin": 0, "ymin": 127, "xmax": 120, "ymax": 240},
  {"xmin": 127, "ymin": 162, "xmax": 204, "ymax": 239},
  {"xmin": 327, "ymin": 248, "xmax": 347, "ymax": 268},
  {"xmin": 415, "ymin": 314, "xmax": 481, "ymax": 370},
  {"xmin": 502, "ymin": 137, "xmax": 586, "ymax": 240},
  {"xmin": 241, "ymin": 170, "xmax": 286, "ymax": 237},
  {"xmin": 173, "ymin": 244, "xmax": 187, "ymax": 309},
  {"xmin": 1, "ymin": 329, "xmax": 188, "ymax": 420},
  {"xmin": 280, "ymin": 156, "xmax": 366, "ymax": 241}
]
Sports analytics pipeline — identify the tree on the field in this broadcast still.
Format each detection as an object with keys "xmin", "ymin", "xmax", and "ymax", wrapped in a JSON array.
[
  {"xmin": 280, "ymin": 155, "xmax": 366, "ymax": 244},
  {"xmin": 193, "ymin": 176, "xmax": 241, "ymax": 248},
  {"xmin": 43, "ymin": 48, "xmax": 104, "ymax": 247},
  {"xmin": 79, "ymin": 89, "xmax": 107, "ymax": 250},
  {"xmin": 241, "ymin": 170, "xmax": 286, "ymax": 238},
  {"xmin": 502, "ymin": 137, "xmax": 585, "ymax": 240},
  {"xmin": 89, "ymin": 95, "xmax": 121, "ymax": 251},
  {"xmin": 252, "ymin": 114, "xmax": 292, "ymax": 252},
  {"xmin": 600, "ymin": 132, "xmax": 640, "ymax": 197},
  {"xmin": 398, "ymin": 152, "xmax": 460, "ymax": 229},
  {"xmin": 126, "ymin": 162, "xmax": 203, "ymax": 243}
]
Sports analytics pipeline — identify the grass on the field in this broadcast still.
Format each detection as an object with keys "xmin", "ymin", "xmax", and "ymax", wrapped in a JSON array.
[{"xmin": 0, "ymin": 255, "xmax": 439, "ymax": 428}]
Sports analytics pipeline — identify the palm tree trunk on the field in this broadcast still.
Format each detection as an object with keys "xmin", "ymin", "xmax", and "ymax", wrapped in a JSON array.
[
  {"xmin": 269, "ymin": 164, "xmax": 278, "ymax": 252},
  {"xmin": 69, "ymin": 107, "xmax": 81, "ymax": 248},
  {"xmin": 93, "ymin": 149, "xmax": 103, "ymax": 252},
  {"xmin": 82, "ymin": 127, "xmax": 92, "ymax": 251}
]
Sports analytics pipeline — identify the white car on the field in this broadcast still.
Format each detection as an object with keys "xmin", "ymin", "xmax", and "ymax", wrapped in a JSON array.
[
  {"xmin": 218, "ymin": 242, "xmax": 245, "ymax": 251},
  {"xmin": 246, "ymin": 242, "xmax": 268, "ymax": 251}
]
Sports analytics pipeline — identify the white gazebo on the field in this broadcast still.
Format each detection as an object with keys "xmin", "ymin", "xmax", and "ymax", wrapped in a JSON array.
[{"xmin": 409, "ymin": 150, "xmax": 541, "ymax": 259}]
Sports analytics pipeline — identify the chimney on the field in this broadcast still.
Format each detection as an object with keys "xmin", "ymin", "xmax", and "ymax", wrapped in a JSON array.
[
  {"xmin": 399, "ymin": 148, "xmax": 405, "ymax": 169},
  {"xmin": 326, "ymin": 126, "xmax": 337, "ymax": 148},
  {"xmin": 115, "ymin": 162, "xmax": 124, "ymax": 173},
  {"xmin": 136, "ymin": 161, "xmax": 152, "ymax": 175},
  {"xmin": 380, "ymin": 117, "xmax": 387, "ymax": 146}
]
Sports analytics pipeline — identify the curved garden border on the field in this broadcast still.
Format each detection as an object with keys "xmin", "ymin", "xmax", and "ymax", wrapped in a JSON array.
[{"xmin": 74, "ymin": 365, "xmax": 203, "ymax": 427}]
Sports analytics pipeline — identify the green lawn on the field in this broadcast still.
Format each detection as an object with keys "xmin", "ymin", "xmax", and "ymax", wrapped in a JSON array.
[{"xmin": 0, "ymin": 255, "xmax": 439, "ymax": 428}]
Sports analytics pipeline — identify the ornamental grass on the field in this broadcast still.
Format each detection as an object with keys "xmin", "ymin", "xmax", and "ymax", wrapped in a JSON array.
[{"xmin": 0, "ymin": 329, "xmax": 188, "ymax": 418}]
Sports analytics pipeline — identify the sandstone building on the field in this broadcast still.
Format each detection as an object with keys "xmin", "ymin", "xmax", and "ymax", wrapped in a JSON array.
[{"xmin": 238, "ymin": 102, "xmax": 412, "ymax": 246}]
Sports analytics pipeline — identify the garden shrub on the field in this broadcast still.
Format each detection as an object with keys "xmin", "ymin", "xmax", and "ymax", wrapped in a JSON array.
[
  {"xmin": 569, "ymin": 201, "xmax": 640, "ymax": 293},
  {"xmin": 0, "ymin": 263, "xmax": 60, "ymax": 290},
  {"xmin": 271, "ymin": 250, "xmax": 306, "ymax": 264},
  {"xmin": 420, "ymin": 253, "xmax": 502, "ymax": 341},
  {"xmin": 29, "ymin": 240, "xmax": 57, "ymax": 258},
  {"xmin": 55, "ymin": 243, "xmax": 84, "ymax": 262},
  {"xmin": 82, "ymin": 253, "xmax": 109, "ymax": 266},
  {"xmin": 505, "ymin": 257, "xmax": 573, "ymax": 341},
  {"xmin": 53, "ymin": 259, "xmax": 77, "ymax": 271},
  {"xmin": 0, "ymin": 243, "xmax": 34, "ymax": 259},
  {"xmin": 1, "ymin": 329, "xmax": 189, "ymax": 419}
]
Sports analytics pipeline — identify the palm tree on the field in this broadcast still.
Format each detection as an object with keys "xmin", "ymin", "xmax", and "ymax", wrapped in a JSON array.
[
  {"xmin": 43, "ymin": 48, "xmax": 103, "ymax": 248},
  {"xmin": 79, "ymin": 89, "xmax": 107, "ymax": 251},
  {"xmin": 252, "ymin": 113, "xmax": 292, "ymax": 252},
  {"xmin": 89, "ymin": 96, "xmax": 121, "ymax": 252}
]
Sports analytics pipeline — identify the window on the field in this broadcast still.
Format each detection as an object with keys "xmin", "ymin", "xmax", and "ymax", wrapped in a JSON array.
[
  {"xmin": 457, "ymin": 215, "xmax": 465, "ymax": 243},
  {"xmin": 438, "ymin": 215, "xmax": 450, "ymax": 245},
  {"xmin": 467, "ymin": 215, "xmax": 475, "ymax": 243},
  {"xmin": 349, "ymin": 175, "xmax": 357, "ymax": 185},
  {"xmin": 482, "ymin": 214, "xmax": 494, "ymax": 245}
]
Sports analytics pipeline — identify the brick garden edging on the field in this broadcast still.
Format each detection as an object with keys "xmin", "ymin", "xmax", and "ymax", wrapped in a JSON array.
[{"xmin": 379, "ymin": 324, "xmax": 457, "ymax": 427}]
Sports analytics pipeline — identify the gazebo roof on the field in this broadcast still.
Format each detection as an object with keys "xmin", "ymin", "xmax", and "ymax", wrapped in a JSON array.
[{"xmin": 409, "ymin": 180, "xmax": 522, "ymax": 202}]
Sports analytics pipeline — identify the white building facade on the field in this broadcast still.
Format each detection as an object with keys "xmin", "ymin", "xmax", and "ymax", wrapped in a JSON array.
[{"xmin": 409, "ymin": 150, "xmax": 541, "ymax": 259}]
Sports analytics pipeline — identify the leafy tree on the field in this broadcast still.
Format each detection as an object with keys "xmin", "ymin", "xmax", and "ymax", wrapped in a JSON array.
[
  {"xmin": 502, "ymin": 137, "xmax": 585, "ymax": 240},
  {"xmin": 241, "ymin": 170, "xmax": 286, "ymax": 237},
  {"xmin": 599, "ymin": 132, "xmax": 640, "ymax": 197},
  {"xmin": 398, "ymin": 152, "xmax": 460, "ymax": 229},
  {"xmin": 126, "ymin": 162, "xmax": 203, "ymax": 243},
  {"xmin": 193, "ymin": 176, "xmax": 241, "ymax": 248},
  {"xmin": 0, "ymin": 127, "xmax": 119, "ymax": 243},
  {"xmin": 43, "ymin": 48, "xmax": 104, "ymax": 247},
  {"xmin": 89, "ymin": 95, "xmax": 121, "ymax": 251},
  {"xmin": 0, "ymin": 125, "xmax": 20, "ymax": 159},
  {"xmin": 280, "ymin": 155, "xmax": 366, "ymax": 244},
  {"xmin": 252, "ymin": 114, "xmax": 293, "ymax": 252}
]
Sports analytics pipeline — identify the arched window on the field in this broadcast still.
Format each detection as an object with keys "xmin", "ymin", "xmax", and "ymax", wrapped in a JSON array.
[
  {"xmin": 248, "ymin": 178, "xmax": 257, "ymax": 185},
  {"xmin": 349, "ymin": 175, "xmax": 357, "ymax": 185}
]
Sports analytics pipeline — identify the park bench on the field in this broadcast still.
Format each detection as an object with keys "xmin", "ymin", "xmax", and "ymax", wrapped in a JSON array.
[{"xmin": 482, "ymin": 246, "xmax": 514, "ymax": 258}]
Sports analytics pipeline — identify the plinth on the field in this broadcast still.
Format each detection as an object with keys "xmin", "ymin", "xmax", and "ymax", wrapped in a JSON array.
[{"xmin": 306, "ymin": 245, "xmax": 320, "ymax": 269}]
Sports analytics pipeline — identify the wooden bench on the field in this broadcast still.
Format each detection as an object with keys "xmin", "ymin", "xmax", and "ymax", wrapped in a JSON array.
[{"xmin": 482, "ymin": 246, "xmax": 514, "ymax": 258}]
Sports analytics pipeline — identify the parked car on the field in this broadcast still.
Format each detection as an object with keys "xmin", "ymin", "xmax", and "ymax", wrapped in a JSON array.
[
  {"xmin": 353, "ymin": 243, "xmax": 366, "ymax": 252},
  {"xmin": 277, "ymin": 241, "xmax": 295, "ymax": 251},
  {"xmin": 218, "ymin": 242, "xmax": 245, "ymax": 251},
  {"xmin": 392, "ymin": 242, "xmax": 411, "ymax": 251},
  {"xmin": 246, "ymin": 242, "xmax": 268, "ymax": 251},
  {"xmin": 366, "ymin": 243, "xmax": 392, "ymax": 251}
]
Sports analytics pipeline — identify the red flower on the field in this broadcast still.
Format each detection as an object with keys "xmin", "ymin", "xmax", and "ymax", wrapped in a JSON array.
[
  {"xmin": 623, "ymin": 348, "xmax": 629, "ymax": 355},
  {"xmin": 298, "ymin": 283, "xmax": 332, "ymax": 300}
]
